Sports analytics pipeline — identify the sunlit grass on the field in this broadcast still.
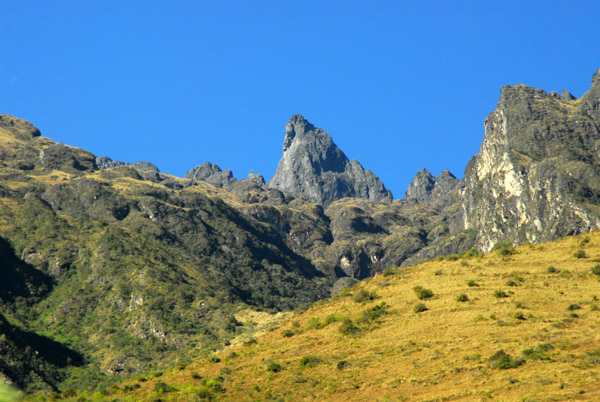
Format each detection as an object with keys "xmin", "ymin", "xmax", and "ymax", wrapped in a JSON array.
[{"xmin": 63, "ymin": 230, "xmax": 600, "ymax": 401}]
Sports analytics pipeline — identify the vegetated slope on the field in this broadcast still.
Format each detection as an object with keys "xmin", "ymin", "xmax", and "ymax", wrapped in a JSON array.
[
  {"xmin": 106, "ymin": 231, "xmax": 600, "ymax": 401},
  {"xmin": 0, "ymin": 115, "xmax": 331, "ymax": 391}
]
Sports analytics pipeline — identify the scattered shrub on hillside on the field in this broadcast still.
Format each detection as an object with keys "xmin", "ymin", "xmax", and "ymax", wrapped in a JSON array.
[
  {"xmin": 208, "ymin": 355, "xmax": 221, "ymax": 363},
  {"xmin": 493, "ymin": 290, "xmax": 509, "ymax": 299},
  {"xmin": 567, "ymin": 304, "xmax": 581, "ymax": 311},
  {"xmin": 281, "ymin": 329, "xmax": 296, "ymax": 337},
  {"xmin": 324, "ymin": 313, "xmax": 343, "ymax": 325},
  {"xmin": 154, "ymin": 382, "xmax": 177, "ymax": 393},
  {"xmin": 456, "ymin": 293, "xmax": 469, "ymax": 302},
  {"xmin": 522, "ymin": 343, "xmax": 554, "ymax": 361},
  {"xmin": 413, "ymin": 303, "xmax": 428, "ymax": 313},
  {"xmin": 337, "ymin": 360, "xmax": 350, "ymax": 370},
  {"xmin": 196, "ymin": 387, "xmax": 214, "ymax": 401},
  {"xmin": 358, "ymin": 302, "xmax": 389, "ymax": 324},
  {"xmin": 493, "ymin": 241, "xmax": 516, "ymax": 256},
  {"xmin": 299, "ymin": 355, "xmax": 323, "ymax": 368},
  {"xmin": 467, "ymin": 280, "xmax": 479, "ymax": 287},
  {"xmin": 353, "ymin": 289, "xmax": 377, "ymax": 303},
  {"xmin": 413, "ymin": 286, "xmax": 434, "ymax": 300},
  {"xmin": 307, "ymin": 317, "xmax": 323, "ymax": 330},
  {"xmin": 446, "ymin": 254, "xmax": 459, "ymax": 261},
  {"xmin": 579, "ymin": 236, "xmax": 590, "ymax": 246},
  {"xmin": 574, "ymin": 250, "xmax": 587, "ymax": 259},
  {"xmin": 591, "ymin": 265, "xmax": 600, "ymax": 276},
  {"xmin": 266, "ymin": 360, "xmax": 284, "ymax": 373},
  {"xmin": 506, "ymin": 280, "xmax": 518, "ymax": 287},
  {"xmin": 338, "ymin": 318, "xmax": 360, "ymax": 336},
  {"xmin": 514, "ymin": 312, "xmax": 526, "ymax": 321},
  {"xmin": 462, "ymin": 248, "xmax": 482, "ymax": 258},
  {"xmin": 205, "ymin": 376, "xmax": 225, "ymax": 393},
  {"xmin": 488, "ymin": 350, "xmax": 525, "ymax": 369},
  {"xmin": 434, "ymin": 269, "xmax": 443, "ymax": 276},
  {"xmin": 192, "ymin": 372, "xmax": 202, "ymax": 380},
  {"xmin": 547, "ymin": 266, "xmax": 559, "ymax": 273}
]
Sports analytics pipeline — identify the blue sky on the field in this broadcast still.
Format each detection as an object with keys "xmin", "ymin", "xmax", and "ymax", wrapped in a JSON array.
[{"xmin": 2, "ymin": 1, "xmax": 599, "ymax": 197}]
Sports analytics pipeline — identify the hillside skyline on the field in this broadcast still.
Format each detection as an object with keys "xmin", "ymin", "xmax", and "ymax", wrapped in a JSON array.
[{"xmin": 2, "ymin": 2, "xmax": 600, "ymax": 196}]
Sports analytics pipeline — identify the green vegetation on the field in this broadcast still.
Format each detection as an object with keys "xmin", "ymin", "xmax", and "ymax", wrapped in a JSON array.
[
  {"xmin": 413, "ymin": 286, "xmax": 434, "ymax": 300},
  {"xmin": 493, "ymin": 241, "xmax": 516, "ymax": 256},
  {"xmin": 456, "ymin": 293, "xmax": 469, "ymax": 302},
  {"xmin": 413, "ymin": 303, "xmax": 428, "ymax": 313},
  {"xmin": 488, "ymin": 350, "xmax": 525, "ymax": 369}
]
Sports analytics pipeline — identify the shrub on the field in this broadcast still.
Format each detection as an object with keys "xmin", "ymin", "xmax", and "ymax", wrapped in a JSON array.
[
  {"xmin": 154, "ymin": 382, "xmax": 177, "ymax": 393},
  {"xmin": 413, "ymin": 303, "xmax": 428, "ymax": 313},
  {"xmin": 493, "ymin": 241, "xmax": 516, "ymax": 256},
  {"xmin": 353, "ymin": 289, "xmax": 377, "ymax": 303},
  {"xmin": 359, "ymin": 302, "xmax": 389, "ymax": 323},
  {"xmin": 514, "ymin": 312, "xmax": 525, "ymax": 320},
  {"xmin": 306, "ymin": 317, "xmax": 323, "ymax": 330},
  {"xmin": 591, "ymin": 265, "xmax": 600, "ymax": 276},
  {"xmin": 567, "ymin": 304, "xmax": 581, "ymax": 311},
  {"xmin": 522, "ymin": 343, "xmax": 554, "ymax": 361},
  {"xmin": 462, "ymin": 248, "xmax": 482, "ymax": 258},
  {"xmin": 338, "ymin": 318, "xmax": 360, "ymax": 336},
  {"xmin": 574, "ymin": 250, "xmax": 587, "ymax": 259},
  {"xmin": 488, "ymin": 350, "xmax": 525, "ymax": 369},
  {"xmin": 299, "ymin": 355, "xmax": 323, "ymax": 368},
  {"xmin": 282, "ymin": 329, "xmax": 295, "ymax": 337},
  {"xmin": 456, "ymin": 293, "xmax": 469, "ymax": 302},
  {"xmin": 266, "ymin": 360, "xmax": 284, "ymax": 373},
  {"xmin": 467, "ymin": 280, "xmax": 479, "ymax": 287},
  {"xmin": 446, "ymin": 254, "xmax": 459, "ymax": 261},
  {"xmin": 493, "ymin": 290, "xmax": 509, "ymax": 299},
  {"xmin": 208, "ymin": 355, "xmax": 221, "ymax": 363},
  {"xmin": 337, "ymin": 360, "xmax": 350, "ymax": 370},
  {"xmin": 547, "ymin": 266, "xmax": 559, "ymax": 273},
  {"xmin": 506, "ymin": 280, "xmax": 518, "ymax": 287},
  {"xmin": 205, "ymin": 377, "xmax": 225, "ymax": 393},
  {"xmin": 192, "ymin": 372, "xmax": 202, "ymax": 380},
  {"xmin": 413, "ymin": 286, "xmax": 434, "ymax": 300}
]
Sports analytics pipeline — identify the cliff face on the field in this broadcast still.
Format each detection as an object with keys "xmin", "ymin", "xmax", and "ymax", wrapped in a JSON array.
[
  {"xmin": 267, "ymin": 115, "xmax": 392, "ymax": 206},
  {"xmin": 460, "ymin": 69, "xmax": 600, "ymax": 251}
]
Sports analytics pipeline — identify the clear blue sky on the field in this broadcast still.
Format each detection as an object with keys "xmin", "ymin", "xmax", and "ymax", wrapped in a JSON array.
[{"xmin": 2, "ymin": 1, "xmax": 599, "ymax": 197}]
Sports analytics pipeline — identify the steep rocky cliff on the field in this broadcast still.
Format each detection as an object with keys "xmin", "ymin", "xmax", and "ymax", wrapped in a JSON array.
[
  {"xmin": 460, "ymin": 69, "xmax": 600, "ymax": 251},
  {"xmin": 267, "ymin": 114, "xmax": 392, "ymax": 206}
]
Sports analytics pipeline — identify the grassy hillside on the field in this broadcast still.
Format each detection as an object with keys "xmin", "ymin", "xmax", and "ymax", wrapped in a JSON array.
[{"xmin": 75, "ymin": 231, "xmax": 600, "ymax": 401}]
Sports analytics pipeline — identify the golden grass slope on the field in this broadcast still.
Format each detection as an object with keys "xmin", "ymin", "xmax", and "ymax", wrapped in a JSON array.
[{"xmin": 68, "ymin": 232, "xmax": 600, "ymax": 401}]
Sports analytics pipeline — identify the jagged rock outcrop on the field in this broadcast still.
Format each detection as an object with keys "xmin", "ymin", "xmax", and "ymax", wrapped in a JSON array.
[
  {"xmin": 405, "ymin": 168, "xmax": 459, "ymax": 205},
  {"xmin": 185, "ymin": 162, "xmax": 236, "ymax": 188},
  {"xmin": 267, "ymin": 115, "xmax": 392, "ymax": 206},
  {"xmin": 96, "ymin": 156, "xmax": 127, "ymax": 169},
  {"xmin": 460, "ymin": 68, "xmax": 600, "ymax": 251}
]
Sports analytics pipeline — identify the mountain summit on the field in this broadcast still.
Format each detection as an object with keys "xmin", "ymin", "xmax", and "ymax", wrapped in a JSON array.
[{"xmin": 267, "ymin": 114, "xmax": 392, "ymax": 206}]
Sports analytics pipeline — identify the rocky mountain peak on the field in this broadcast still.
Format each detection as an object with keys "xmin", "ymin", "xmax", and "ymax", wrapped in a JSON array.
[
  {"xmin": 185, "ymin": 162, "xmax": 236, "ymax": 188},
  {"xmin": 405, "ymin": 168, "xmax": 435, "ymax": 201},
  {"xmin": 405, "ymin": 168, "xmax": 458, "ymax": 203},
  {"xmin": 268, "ymin": 115, "xmax": 392, "ymax": 206}
]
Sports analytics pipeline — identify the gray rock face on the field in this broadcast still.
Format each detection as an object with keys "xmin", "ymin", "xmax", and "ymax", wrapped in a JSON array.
[
  {"xmin": 460, "ymin": 70, "xmax": 600, "ymax": 251},
  {"xmin": 405, "ymin": 168, "xmax": 458, "ymax": 203},
  {"xmin": 267, "ymin": 114, "xmax": 392, "ymax": 206},
  {"xmin": 184, "ymin": 162, "xmax": 236, "ymax": 188},
  {"xmin": 405, "ymin": 169, "xmax": 435, "ymax": 201},
  {"xmin": 96, "ymin": 156, "xmax": 127, "ymax": 170},
  {"xmin": 247, "ymin": 171, "xmax": 266, "ymax": 186}
]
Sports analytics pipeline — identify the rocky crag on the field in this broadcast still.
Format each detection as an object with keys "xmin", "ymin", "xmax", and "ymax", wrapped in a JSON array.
[
  {"xmin": 267, "ymin": 114, "xmax": 392, "ymax": 206},
  {"xmin": 460, "ymin": 68, "xmax": 600, "ymax": 251}
]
